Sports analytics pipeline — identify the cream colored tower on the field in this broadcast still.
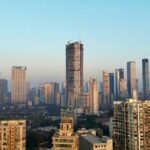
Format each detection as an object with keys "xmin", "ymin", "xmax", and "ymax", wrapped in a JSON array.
[
  {"xmin": 89, "ymin": 78, "xmax": 99, "ymax": 114},
  {"xmin": 0, "ymin": 120, "xmax": 26, "ymax": 150},
  {"xmin": 11, "ymin": 66, "xmax": 27, "ymax": 104},
  {"xmin": 52, "ymin": 116, "xmax": 79, "ymax": 150}
]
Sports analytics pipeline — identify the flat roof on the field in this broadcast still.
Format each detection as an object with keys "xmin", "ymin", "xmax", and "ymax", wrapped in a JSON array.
[{"xmin": 81, "ymin": 134, "xmax": 110, "ymax": 144}]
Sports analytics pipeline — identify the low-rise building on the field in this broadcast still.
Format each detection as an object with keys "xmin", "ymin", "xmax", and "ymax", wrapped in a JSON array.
[{"xmin": 79, "ymin": 134, "xmax": 113, "ymax": 150}]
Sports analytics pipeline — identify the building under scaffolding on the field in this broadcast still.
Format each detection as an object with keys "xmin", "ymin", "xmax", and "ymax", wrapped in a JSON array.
[{"xmin": 66, "ymin": 41, "xmax": 83, "ymax": 108}]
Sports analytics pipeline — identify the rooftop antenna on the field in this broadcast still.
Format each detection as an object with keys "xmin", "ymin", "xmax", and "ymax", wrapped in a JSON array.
[{"xmin": 78, "ymin": 33, "xmax": 82, "ymax": 43}]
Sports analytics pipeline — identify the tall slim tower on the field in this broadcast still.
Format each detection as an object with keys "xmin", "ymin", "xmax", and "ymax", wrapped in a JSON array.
[
  {"xmin": 11, "ymin": 66, "xmax": 27, "ymax": 104},
  {"xmin": 115, "ymin": 69, "xmax": 124, "ymax": 98},
  {"xmin": 66, "ymin": 42, "xmax": 83, "ymax": 108},
  {"xmin": 89, "ymin": 78, "xmax": 99, "ymax": 114},
  {"xmin": 103, "ymin": 71, "xmax": 110, "ymax": 110},
  {"xmin": 142, "ymin": 58, "xmax": 149, "ymax": 99},
  {"xmin": 127, "ymin": 62, "xmax": 136, "ymax": 98}
]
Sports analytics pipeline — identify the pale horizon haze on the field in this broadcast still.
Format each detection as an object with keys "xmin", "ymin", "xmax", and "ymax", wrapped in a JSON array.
[{"xmin": 0, "ymin": 0, "xmax": 150, "ymax": 90}]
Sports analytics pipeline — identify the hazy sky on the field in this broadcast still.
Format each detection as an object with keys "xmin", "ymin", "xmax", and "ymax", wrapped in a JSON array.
[{"xmin": 0, "ymin": 0, "xmax": 150, "ymax": 88}]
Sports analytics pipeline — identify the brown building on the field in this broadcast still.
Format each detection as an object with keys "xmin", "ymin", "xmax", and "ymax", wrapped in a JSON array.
[
  {"xmin": 66, "ymin": 42, "xmax": 83, "ymax": 108},
  {"xmin": 113, "ymin": 99, "xmax": 150, "ymax": 150},
  {"xmin": 0, "ymin": 120, "xmax": 26, "ymax": 150}
]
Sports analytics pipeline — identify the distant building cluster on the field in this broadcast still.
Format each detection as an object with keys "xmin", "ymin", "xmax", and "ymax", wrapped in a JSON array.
[
  {"xmin": 0, "ymin": 42, "xmax": 149, "ymax": 115},
  {"xmin": 0, "ymin": 41, "xmax": 150, "ymax": 150}
]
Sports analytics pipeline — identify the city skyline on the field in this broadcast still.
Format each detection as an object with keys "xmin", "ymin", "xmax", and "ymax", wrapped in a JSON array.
[{"xmin": 0, "ymin": 1, "xmax": 150, "ymax": 88}]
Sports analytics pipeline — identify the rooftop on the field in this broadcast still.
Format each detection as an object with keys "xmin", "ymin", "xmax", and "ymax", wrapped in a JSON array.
[{"xmin": 81, "ymin": 134, "xmax": 111, "ymax": 144}]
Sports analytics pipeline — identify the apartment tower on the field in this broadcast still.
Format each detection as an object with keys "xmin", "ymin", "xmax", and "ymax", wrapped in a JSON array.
[
  {"xmin": 0, "ymin": 120, "xmax": 26, "ymax": 150},
  {"xmin": 113, "ymin": 99, "xmax": 150, "ymax": 150},
  {"xmin": 127, "ymin": 62, "xmax": 136, "ymax": 98},
  {"xmin": 11, "ymin": 66, "xmax": 27, "ymax": 104}
]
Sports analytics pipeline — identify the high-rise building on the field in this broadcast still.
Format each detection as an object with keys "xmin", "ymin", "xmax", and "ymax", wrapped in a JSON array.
[
  {"xmin": 109, "ymin": 73, "xmax": 114, "ymax": 96},
  {"xmin": 0, "ymin": 120, "xmax": 26, "ymax": 150},
  {"xmin": 89, "ymin": 78, "xmax": 99, "ymax": 114},
  {"xmin": 11, "ymin": 66, "xmax": 27, "ymax": 104},
  {"xmin": 115, "ymin": 69, "xmax": 124, "ymax": 98},
  {"xmin": 43, "ymin": 82, "xmax": 59, "ymax": 104},
  {"xmin": 0, "ymin": 79, "xmax": 8, "ymax": 104},
  {"xmin": 113, "ymin": 99, "xmax": 150, "ymax": 150},
  {"xmin": 127, "ymin": 62, "xmax": 136, "ymax": 98},
  {"xmin": 66, "ymin": 41, "xmax": 83, "ymax": 108},
  {"xmin": 103, "ymin": 71, "xmax": 110, "ymax": 110},
  {"xmin": 142, "ymin": 58, "xmax": 149, "ymax": 99},
  {"xmin": 52, "ymin": 116, "xmax": 79, "ymax": 150}
]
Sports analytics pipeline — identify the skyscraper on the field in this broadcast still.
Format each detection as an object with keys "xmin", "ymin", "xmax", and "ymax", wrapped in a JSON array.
[
  {"xmin": 11, "ymin": 66, "xmax": 27, "ymax": 104},
  {"xmin": 109, "ymin": 73, "xmax": 114, "ymax": 96},
  {"xmin": 103, "ymin": 71, "xmax": 110, "ymax": 110},
  {"xmin": 0, "ymin": 120, "xmax": 26, "ymax": 150},
  {"xmin": 113, "ymin": 99, "xmax": 150, "ymax": 150},
  {"xmin": 115, "ymin": 69, "xmax": 124, "ymax": 98},
  {"xmin": 127, "ymin": 61, "xmax": 136, "ymax": 98},
  {"xmin": 142, "ymin": 58, "xmax": 149, "ymax": 99},
  {"xmin": 66, "ymin": 41, "xmax": 83, "ymax": 108}
]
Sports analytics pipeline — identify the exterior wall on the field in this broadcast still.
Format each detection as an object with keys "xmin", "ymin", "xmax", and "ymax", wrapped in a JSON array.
[{"xmin": 127, "ymin": 62, "xmax": 136, "ymax": 98}]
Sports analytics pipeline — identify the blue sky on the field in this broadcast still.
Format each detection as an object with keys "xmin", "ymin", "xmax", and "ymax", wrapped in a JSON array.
[{"xmin": 0, "ymin": 0, "xmax": 150, "ymax": 88}]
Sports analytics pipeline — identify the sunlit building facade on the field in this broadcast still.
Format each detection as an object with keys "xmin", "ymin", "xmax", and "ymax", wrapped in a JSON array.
[{"xmin": 0, "ymin": 120, "xmax": 26, "ymax": 150}]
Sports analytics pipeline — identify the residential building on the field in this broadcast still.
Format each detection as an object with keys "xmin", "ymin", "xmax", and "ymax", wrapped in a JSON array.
[
  {"xmin": 11, "ymin": 66, "xmax": 27, "ymax": 104},
  {"xmin": 113, "ymin": 99, "xmax": 150, "ymax": 150},
  {"xmin": 0, "ymin": 120, "xmax": 26, "ymax": 150},
  {"xmin": 127, "ymin": 62, "xmax": 137, "ymax": 98}
]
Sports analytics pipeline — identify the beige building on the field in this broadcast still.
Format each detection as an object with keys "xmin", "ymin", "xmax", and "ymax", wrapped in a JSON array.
[
  {"xmin": 79, "ymin": 134, "xmax": 113, "ymax": 150},
  {"xmin": 66, "ymin": 42, "xmax": 83, "ymax": 108},
  {"xmin": 0, "ymin": 120, "xmax": 26, "ymax": 150},
  {"xmin": 89, "ymin": 78, "xmax": 99, "ymax": 114},
  {"xmin": 43, "ymin": 82, "xmax": 59, "ymax": 104},
  {"xmin": 11, "ymin": 66, "xmax": 27, "ymax": 104},
  {"xmin": 113, "ymin": 99, "xmax": 150, "ymax": 150},
  {"xmin": 52, "ymin": 116, "xmax": 79, "ymax": 150},
  {"xmin": 119, "ymin": 79, "xmax": 128, "ymax": 99}
]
